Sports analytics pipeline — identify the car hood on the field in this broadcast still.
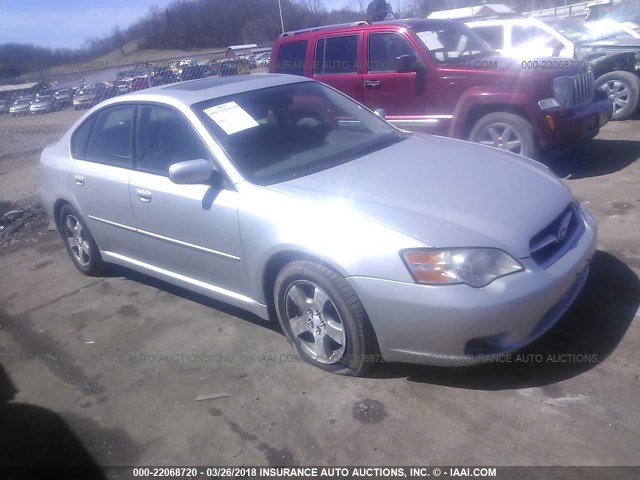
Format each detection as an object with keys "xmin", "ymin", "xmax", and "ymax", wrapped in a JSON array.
[
  {"xmin": 267, "ymin": 134, "xmax": 573, "ymax": 259},
  {"xmin": 577, "ymin": 37, "xmax": 640, "ymax": 48}
]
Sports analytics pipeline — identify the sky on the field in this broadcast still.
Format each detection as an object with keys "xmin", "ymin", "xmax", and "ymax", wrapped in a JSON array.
[{"xmin": 0, "ymin": 0, "xmax": 354, "ymax": 49}]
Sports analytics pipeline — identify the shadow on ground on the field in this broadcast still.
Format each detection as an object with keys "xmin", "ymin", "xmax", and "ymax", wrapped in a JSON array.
[
  {"xmin": 0, "ymin": 364, "xmax": 106, "ymax": 479},
  {"xmin": 543, "ymin": 139, "xmax": 640, "ymax": 179},
  {"xmin": 370, "ymin": 250, "xmax": 640, "ymax": 389}
]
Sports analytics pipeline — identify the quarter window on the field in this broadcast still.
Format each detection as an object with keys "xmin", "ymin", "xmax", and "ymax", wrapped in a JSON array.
[
  {"xmin": 275, "ymin": 40, "xmax": 308, "ymax": 76},
  {"xmin": 314, "ymin": 35, "xmax": 359, "ymax": 75},
  {"xmin": 135, "ymin": 105, "xmax": 211, "ymax": 176},
  {"xmin": 85, "ymin": 105, "xmax": 135, "ymax": 167}
]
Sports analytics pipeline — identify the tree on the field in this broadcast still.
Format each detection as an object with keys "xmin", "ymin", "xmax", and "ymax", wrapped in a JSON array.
[
  {"xmin": 366, "ymin": 0, "xmax": 392, "ymax": 21},
  {"xmin": 300, "ymin": 0, "xmax": 328, "ymax": 26}
]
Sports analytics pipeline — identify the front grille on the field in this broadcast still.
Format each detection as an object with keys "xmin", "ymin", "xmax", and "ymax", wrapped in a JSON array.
[
  {"xmin": 529, "ymin": 203, "xmax": 584, "ymax": 268},
  {"xmin": 571, "ymin": 70, "xmax": 595, "ymax": 108}
]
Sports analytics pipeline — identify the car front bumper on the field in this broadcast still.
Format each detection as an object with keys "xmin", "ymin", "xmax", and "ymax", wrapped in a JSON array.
[
  {"xmin": 346, "ymin": 204, "xmax": 597, "ymax": 366},
  {"xmin": 538, "ymin": 92, "xmax": 612, "ymax": 151}
]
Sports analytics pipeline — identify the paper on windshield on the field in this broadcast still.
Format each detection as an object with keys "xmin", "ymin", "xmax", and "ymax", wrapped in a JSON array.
[
  {"xmin": 203, "ymin": 101, "xmax": 259, "ymax": 135},
  {"xmin": 417, "ymin": 31, "xmax": 444, "ymax": 50}
]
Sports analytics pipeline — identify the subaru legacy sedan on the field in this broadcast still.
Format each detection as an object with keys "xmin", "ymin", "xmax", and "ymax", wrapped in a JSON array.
[{"xmin": 40, "ymin": 75, "xmax": 596, "ymax": 376}]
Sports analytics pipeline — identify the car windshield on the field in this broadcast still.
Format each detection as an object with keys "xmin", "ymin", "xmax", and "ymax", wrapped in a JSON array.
[
  {"xmin": 35, "ymin": 95, "xmax": 52, "ymax": 101},
  {"xmin": 194, "ymin": 81, "xmax": 406, "ymax": 185},
  {"xmin": 414, "ymin": 22, "xmax": 495, "ymax": 64},
  {"xmin": 77, "ymin": 87, "xmax": 96, "ymax": 95},
  {"xmin": 14, "ymin": 98, "xmax": 30, "ymax": 105},
  {"xmin": 551, "ymin": 19, "xmax": 637, "ymax": 42}
]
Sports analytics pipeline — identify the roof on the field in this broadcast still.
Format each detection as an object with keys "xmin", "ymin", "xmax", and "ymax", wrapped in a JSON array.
[
  {"xmin": 0, "ymin": 81, "xmax": 40, "ymax": 93},
  {"xmin": 109, "ymin": 74, "xmax": 310, "ymax": 107},
  {"xmin": 428, "ymin": 4, "xmax": 515, "ymax": 20},
  {"xmin": 278, "ymin": 18, "xmax": 456, "ymax": 39}
]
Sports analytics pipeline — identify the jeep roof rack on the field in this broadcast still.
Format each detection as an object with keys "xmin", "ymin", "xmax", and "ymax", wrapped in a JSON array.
[{"xmin": 281, "ymin": 21, "xmax": 369, "ymax": 37}]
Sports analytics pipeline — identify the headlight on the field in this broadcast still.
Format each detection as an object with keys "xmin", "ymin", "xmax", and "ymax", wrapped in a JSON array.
[
  {"xmin": 552, "ymin": 76, "xmax": 573, "ymax": 107},
  {"xmin": 401, "ymin": 248, "xmax": 523, "ymax": 288}
]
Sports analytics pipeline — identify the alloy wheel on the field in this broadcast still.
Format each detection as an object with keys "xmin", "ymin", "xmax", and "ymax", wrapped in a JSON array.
[
  {"xmin": 284, "ymin": 280, "xmax": 346, "ymax": 364},
  {"xmin": 477, "ymin": 123, "xmax": 523, "ymax": 154},
  {"xmin": 600, "ymin": 80, "xmax": 630, "ymax": 115},
  {"xmin": 64, "ymin": 215, "xmax": 91, "ymax": 266}
]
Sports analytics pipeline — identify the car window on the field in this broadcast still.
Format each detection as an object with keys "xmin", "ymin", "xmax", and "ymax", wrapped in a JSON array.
[
  {"xmin": 136, "ymin": 105, "xmax": 211, "ymax": 176},
  {"xmin": 314, "ymin": 35, "xmax": 359, "ymax": 75},
  {"xmin": 71, "ymin": 114, "xmax": 97, "ymax": 159},
  {"xmin": 275, "ymin": 40, "xmax": 307, "ymax": 76},
  {"xmin": 194, "ymin": 81, "xmax": 405, "ymax": 186},
  {"xmin": 511, "ymin": 26, "xmax": 551, "ymax": 47},
  {"xmin": 84, "ymin": 105, "xmax": 135, "ymax": 167},
  {"xmin": 368, "ymin": 33, "xmax": 417, "ymax": 72},
  {"xmin": 471, "ymin": 25, "xmax": 505, "ymax": 49}
]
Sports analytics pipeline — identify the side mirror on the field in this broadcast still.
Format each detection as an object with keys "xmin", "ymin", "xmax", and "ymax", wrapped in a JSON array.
[
  {"xmin": 395, "ymin": 54, "xmax": 420, "ymax": 73},
  {"xmin": 169, "ymin": 159, "xmax": 217, "ymax": 185}
]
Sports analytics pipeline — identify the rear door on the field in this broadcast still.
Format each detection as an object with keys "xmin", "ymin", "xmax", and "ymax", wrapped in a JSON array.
[
  {"xmin": 312, "ymin": 34, "xmax": 364, "ymax": 103},
  {"xmin": 70, "ymin": 104, "xmax": 141, "ymax": 259}
]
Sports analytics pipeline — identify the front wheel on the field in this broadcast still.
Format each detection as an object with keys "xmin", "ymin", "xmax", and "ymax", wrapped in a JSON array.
[
  {"xmin": 596, "ymin": 71, "xmax": 640, "ymax": 121},
  {"xmin": 274, "ymin": 261, "xmax": 378, "ymax": 376},
  {"xmin": 469, "ymin": 112, "xmax": 538, "ymax": 158}
]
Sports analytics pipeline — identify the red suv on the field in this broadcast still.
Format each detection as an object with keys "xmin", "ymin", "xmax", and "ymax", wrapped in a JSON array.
[{"xmin": 269, "ymin": 19, "xmax": 612, "ymax": 158}]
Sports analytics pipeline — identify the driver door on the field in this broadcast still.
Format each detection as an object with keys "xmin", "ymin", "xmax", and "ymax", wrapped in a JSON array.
[
  {"xmin": 128, "ymin": 104, "xmax": 249, "ymax": 295},
  {"xmin": 363, "ymin": 32, "xmax": 439, "ymax": 133}
]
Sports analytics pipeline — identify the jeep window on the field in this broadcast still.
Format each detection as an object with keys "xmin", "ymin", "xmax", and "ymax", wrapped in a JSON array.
[
  {"xmin": 511, "ymin": 26, "xmax": 553, "ymax": 48},
  {"xmin": 414, "ymin": 23, "xmax": 494, "ymax": 64},
  {"xmin": 194, "ymin": 81, "xmax": 405, "ymax": 185},
  {"xmin": 471, "ymin": 25, "xmax": 505, "ymax": 50},
  {"xmin": 275, "ymin": 40, "xmax": 307, "ymax": 76},
  {"xmin": 368, "ymin": 33, "xmax": 417, "ymax": 72},
  {"xmin": 315, "ymin": 35, "xmax": 359, "ymax": 75}
]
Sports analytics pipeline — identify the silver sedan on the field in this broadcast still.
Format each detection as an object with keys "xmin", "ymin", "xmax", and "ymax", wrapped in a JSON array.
[{"xmin": 40, "ymin": 74, "xmax": 596, "ymax": 376}]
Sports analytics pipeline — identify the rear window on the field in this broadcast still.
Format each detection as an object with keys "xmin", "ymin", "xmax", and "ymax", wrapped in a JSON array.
[
  {"xmin": 274, "ymin": 40, "xmax": 308, "ymax": 76},
  {"xmin": 314, "ymin": 35, "xmax": 359, "ymax": 75}
]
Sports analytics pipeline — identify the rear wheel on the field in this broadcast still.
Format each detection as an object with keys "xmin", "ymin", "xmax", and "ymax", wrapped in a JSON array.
[
  {"xmin": 59, "ymin": 205, "xmax": 105, "ymax": 276},
  {"xmin": 596, "ymin": 71, "xmax": 640, "ymax": 121},
  {"xmin": 274, "ymin": 261, "xmax": 378, "ymax": 376},
  {"xmin": 469, "ymin": 112, "xmax": 538, "ymax": 158}
]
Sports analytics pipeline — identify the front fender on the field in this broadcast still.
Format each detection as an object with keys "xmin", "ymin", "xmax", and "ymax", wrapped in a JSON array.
[{"xmin": 449, "ymin": 86, "xmax": 540, "ymax": 139}]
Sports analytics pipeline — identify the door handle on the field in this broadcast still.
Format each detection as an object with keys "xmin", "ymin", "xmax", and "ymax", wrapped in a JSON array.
[
  {"xmin": 73, "ymin": 174, "xmax": 85, "ymax": 186},
  {"xmin": 136, "ymin": 188, "xmax": 152, "ymax": 203},
  {"xmin": 364, "ymin": 80, "xmax": 381, "ymax": 88}
]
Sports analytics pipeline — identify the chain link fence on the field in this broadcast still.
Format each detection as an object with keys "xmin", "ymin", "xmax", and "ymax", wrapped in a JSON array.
[{"xmin": 0, "ymin": 47, "xmax": 270, "ymax": 249}]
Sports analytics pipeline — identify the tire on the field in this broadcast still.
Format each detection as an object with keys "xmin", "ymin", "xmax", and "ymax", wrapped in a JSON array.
[
  {"xmin": 274, "ymin": 261, "xmax": 378, "ymax": 376},
  {"xmin": 469, "ymin": 112, "xmax": 538, "ymax": 158},
  {"xmin": 59, "ymin": 205, "xmax": 105, "ymax": 276},
  {"xmin": 596, "ymin": 71, "xmax": 640, "ymax": 121}
]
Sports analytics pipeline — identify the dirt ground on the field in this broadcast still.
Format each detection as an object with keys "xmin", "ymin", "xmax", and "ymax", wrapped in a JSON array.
[{"xmin": 0, "ymin": 108, "xmax": 639, "ymax": 471}]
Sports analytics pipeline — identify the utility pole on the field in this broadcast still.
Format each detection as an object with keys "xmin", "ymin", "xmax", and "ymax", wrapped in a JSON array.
[{"xmin": 278, "ymin": 0, "xmax": 285, "ymax": 34}]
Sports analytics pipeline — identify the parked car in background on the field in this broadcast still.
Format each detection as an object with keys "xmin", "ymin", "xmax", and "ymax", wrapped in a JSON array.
[
  {"xmin": 178, "ymin": 64, "xmax": 208, "ymax": 82},
  {"xmin": 0, "ymin": 98, "xmax": 9, "ymax": 113},
  {"xmin": 128, "ymin": 77, "xmax": 151, "ymax": 92},
  {"xmin": 73, "ymin": 83, "xmax": 118, "ymax": 110},
  {"xmin": 270, "ymin": 19, "xmax": 612, "ymax": 158},
  {"xmin": 40, "ymin": 74, "xmax": 597, "ymax": 376},
  {"xmin": 53, "ymin": 88, "xmax": 73, "ymax": 108},
  {"xmin": 150, "ymin": 67, "xmax": 177, "ymax": 86},
  {"xmin": 29, "ymin": 92, "xmax": 61, "ymax": 114},
  {"xmin": 467, "ymin": 17, "xmax": 640, "ymax": 120},
  {"xmin": 9, "ymin": 96, "xmax": 32, "ymax": 116}
]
